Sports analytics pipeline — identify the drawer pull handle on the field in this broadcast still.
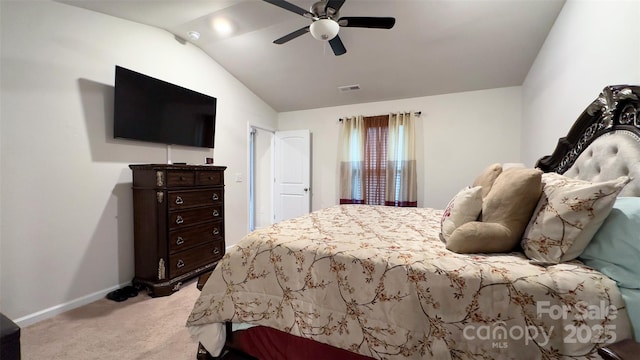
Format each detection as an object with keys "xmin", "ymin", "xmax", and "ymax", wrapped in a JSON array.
[
  {"xmin": 213, "ymin": 248, "xmax": 221, "ymax": 255},
  {"xmin": 176, "ymin": 237, "xmax": 184, "ymax": 246},
  {"xmin": 177, "ymin": 259, "xmax": 185, "ymax": 268},
  {"xmin": 212, "ymin": 228, "xmax": 220, "ymax": 235},
  {"xmin": 176, "ymin": 216, "xmax": 184, "ymax": 224},
  {"xmin": 175, "ymin": 196, "xmax": 184, "ymax": 205},
  {"xmin": 209, "ymin": 176, "xmax": 214, "ymax": 180},
  {"xmin": 212, "ymin": 210, "xmax": 219, "ymax": 217},
  {"xmin": 180, "ymin": 176, "xmax": 185, "ymax": 181},
  {"xmin": 212, "ymin": 194, "xmax": 219, "ymax": 201}
]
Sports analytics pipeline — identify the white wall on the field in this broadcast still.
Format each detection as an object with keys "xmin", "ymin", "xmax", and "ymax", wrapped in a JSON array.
[
  {"xmin": 0, "ymin": 1, "xmax": 277, "ymax": 325},
  {"xmin": 278, "ymin": 87, "xmax": 522, "ymax": 210},
  {"xmin": 521, "ymin": 0, "xmax": 640, "ymax": 166}
]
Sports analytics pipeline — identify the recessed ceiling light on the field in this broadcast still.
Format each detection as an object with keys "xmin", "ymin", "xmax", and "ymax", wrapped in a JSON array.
[
  {"xmin": 211, "ymin": 17, "xmax": 233, "ymax": 36},
  {"xmin": 187, "ymin": 31, "xmax": 200, "ymax": 41}
]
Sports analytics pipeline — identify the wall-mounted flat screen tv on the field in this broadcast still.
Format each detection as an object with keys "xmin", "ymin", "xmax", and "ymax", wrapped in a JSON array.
[{"xmin": 113, "ymin": 65, "xmax": 216, "ymax": 148}]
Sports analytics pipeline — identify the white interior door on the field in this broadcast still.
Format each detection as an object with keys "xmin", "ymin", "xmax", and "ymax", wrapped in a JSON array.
[{"xmin": 274, "ymin": 130, "xmax": 311, "ymax": 222}]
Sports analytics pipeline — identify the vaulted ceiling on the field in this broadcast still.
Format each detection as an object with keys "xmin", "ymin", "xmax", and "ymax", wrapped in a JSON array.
[{"xmin": 59, "ymin": 0, "xmax": 565, "ymax": 112}]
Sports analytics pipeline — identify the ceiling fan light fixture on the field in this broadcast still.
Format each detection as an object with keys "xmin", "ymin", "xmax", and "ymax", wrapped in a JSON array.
[{"xmin": 309, "ymin": 19, "xmax": 339, "ymax": 41}]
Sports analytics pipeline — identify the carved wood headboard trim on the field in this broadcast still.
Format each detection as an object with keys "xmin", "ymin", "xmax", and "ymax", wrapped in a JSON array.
[{"xmin": 536, "ymin": 85, "xmax": 640, "ymax": 173}]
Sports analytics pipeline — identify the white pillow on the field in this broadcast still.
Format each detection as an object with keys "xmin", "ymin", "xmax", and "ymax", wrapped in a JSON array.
[
  {"xmin": 440, "ymin": 186, "xmax": 483, "ymax": 242},
  {"xmin": 521, "ymin": 173, "xmax": 629, "ymax": 263}
]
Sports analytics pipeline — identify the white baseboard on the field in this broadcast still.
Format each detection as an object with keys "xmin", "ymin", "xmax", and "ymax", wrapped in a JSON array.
[
  {"xmin": 14, "ymin": 244, "xmax": 238, "ymax": 328},
  {"xmin": 13, "ymin": 281, "xmax": 129, "ymax": 328}
]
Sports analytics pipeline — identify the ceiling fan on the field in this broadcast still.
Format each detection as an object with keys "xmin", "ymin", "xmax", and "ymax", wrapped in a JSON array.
[{"xmin": 263, "ymin": 0, "xmax": 396, "ymax": 56}]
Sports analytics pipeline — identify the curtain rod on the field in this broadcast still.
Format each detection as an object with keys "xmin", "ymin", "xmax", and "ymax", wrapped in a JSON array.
[{"xmin": 338, "ymin": 111, "xmax": 421, "ymax": 122}]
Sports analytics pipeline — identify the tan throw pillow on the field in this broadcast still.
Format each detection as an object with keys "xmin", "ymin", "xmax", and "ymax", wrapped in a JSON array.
[
  {"xmin": 446, "ymin": 168, "xmax": 543, "ymax": 254},
  {"xmin": 521, "ymin": 173, "xmax": 630, "ymax": 263},
  {"xmin": 472, "ymin": 163, "xmax": 503, "ymax": 198},
  {"xmin": 440, "ymin": 186, "xmax": 483, "ymax": 242}
]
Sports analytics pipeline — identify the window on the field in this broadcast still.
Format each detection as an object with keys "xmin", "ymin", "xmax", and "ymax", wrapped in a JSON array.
[
  {"xmin": 361, "ymin": 115, "xmax": 388, "ymax": 205},
  {"xmin": 339, "ymin": 113, "xmax": 417, "ymax": 207}
]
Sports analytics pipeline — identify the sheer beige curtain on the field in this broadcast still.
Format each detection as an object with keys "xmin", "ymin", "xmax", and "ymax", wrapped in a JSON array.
[
  {"xmin": 339, "ymin": 116, "xmax": 365, "ymax": 204},
  {"xmin": 386, "ymin": 112, "xmax": 417, "ymax": 206}
]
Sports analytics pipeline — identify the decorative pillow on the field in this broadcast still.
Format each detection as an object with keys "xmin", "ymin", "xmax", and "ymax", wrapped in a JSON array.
[
  {"xmin": 579, "ymin": 197, "xmax": 640, "ymax": 289},
  {"xmin": 521, "ymin": 173, "xmax": 630, "ymax": 263},
  {"xmin": 440, "ymin": 186, "xmax": 483, "ymax": 242},
  {"xmin": 446, "ymin": 168, "xmax": 543, "ymax": 253},
  {"xmin": 472, "ymin": 163, "xmax": 503, "ymax": 199}
]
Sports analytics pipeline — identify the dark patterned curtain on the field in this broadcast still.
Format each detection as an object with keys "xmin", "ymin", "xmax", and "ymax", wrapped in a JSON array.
[{"xmin": 362, "ymin": 115, "xmax": 388, "ymax": 205}]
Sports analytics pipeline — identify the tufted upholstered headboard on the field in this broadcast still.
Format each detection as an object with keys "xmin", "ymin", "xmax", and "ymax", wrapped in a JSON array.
[{"xmin": 536, "ymin": 85, "xmax": 640, "ymax": 196}]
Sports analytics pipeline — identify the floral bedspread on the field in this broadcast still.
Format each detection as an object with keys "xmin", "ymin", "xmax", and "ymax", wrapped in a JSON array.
[{"xmin": 186, "ymin": 205, "xmax": 632, "ymax": 359}]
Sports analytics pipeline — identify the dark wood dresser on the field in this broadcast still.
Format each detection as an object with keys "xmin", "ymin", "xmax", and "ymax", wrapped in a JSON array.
[{"xmin": 129, "ymin": 164, "xmax": 226, "ymax": 296}]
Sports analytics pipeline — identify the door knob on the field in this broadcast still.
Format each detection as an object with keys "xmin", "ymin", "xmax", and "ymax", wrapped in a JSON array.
[{"xmin": 304, "ymin": 188, "xmax": 309, "ymax": 192}]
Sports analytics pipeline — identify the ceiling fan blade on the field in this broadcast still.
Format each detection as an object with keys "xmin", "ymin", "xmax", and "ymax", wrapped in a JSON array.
[
  {"xmin": 273, "ymin": 26, "xmax": 310, "ymax": 44},
  {"xmin": 338, "ymin": 17, "xmax": 396, "ymax": 29},
  {"xmin": 263, "ymin": 0, "xmax": 314, "ymax": 18},
  {"xmin": 329, "ymin": 35, "xmax": 347, "ymax": 56},
  {"xmin": 326, "ymin": 0, "xmax": 346, "ymax": 13}
]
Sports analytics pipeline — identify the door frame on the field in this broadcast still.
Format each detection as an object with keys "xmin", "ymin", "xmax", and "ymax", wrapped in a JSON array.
[{"xmin": 248, "ymin": 123, "xmax": 275, "ymax": 232}]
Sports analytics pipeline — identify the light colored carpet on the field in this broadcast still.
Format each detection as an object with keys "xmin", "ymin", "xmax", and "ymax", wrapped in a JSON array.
[{"xmin": 21, "ymin": 280, "xmax": 202, "ymax": 360}]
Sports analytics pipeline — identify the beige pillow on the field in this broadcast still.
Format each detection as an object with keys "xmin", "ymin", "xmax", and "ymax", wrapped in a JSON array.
[
  {"xmin": 447, "ymin": 168, "xmax": 542, "ymax": 253},
  {"xmin": 521, "ymin": 173, "xmax": 630, "ymax": 263},
  {"xmin": 472, "ymin": 163, "xmax": 503, "ymax": 199},
  {"xmin": 440, "ymin": 186, "xmax": 483, "ymax": 242}
]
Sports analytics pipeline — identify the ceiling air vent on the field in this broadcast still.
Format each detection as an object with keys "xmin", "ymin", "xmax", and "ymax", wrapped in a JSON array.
[{"xmin": 338, "ymin": 84, "xmax": 361, "ymax": 92}]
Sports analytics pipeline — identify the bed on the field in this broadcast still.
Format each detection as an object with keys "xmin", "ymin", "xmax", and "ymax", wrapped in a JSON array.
[{"xmin": 186, "ymin": 85, "xmax": 640, "ymax": 360}]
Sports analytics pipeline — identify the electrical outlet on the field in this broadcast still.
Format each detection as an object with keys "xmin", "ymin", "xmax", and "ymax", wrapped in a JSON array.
[{"xmin": 235, "ymin": 173, "xmax": 243, "ymax": 182}]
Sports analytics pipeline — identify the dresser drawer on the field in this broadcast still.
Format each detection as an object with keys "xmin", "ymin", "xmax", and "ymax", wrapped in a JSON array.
[
  {"xmin": 169, "ymin": 221, "xmax": 224, "ymax": 254},
  {"xmin": 169, "ymin": 241, "xmax": 225, "ymax": 278},
  {"xmin": 168, "ymin": 189, "xmax": 223, "ymax": 210},
  {"xmin": 169, "ymin": 205, "xmax": 224, "ymax": 230},
  {"xmin": 167, "ymin": 171, "xmax": 195, "ymax": 187},
  {"xmin": 197, "ymin": 170, "xmax": 223, "ymax": 186}
]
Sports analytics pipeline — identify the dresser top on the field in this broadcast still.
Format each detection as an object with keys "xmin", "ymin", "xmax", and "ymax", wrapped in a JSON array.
[{"xmin": 129, "ymin": 164, "xmax": 227, "ymax": 171}]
